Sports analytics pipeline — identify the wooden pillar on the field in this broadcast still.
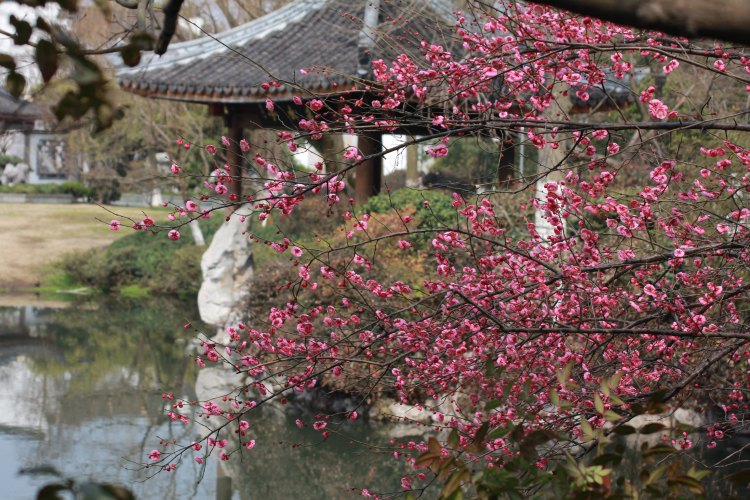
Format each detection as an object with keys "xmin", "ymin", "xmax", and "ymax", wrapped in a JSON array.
[
  {"xmin": 498, "ymin": 131, "xmax": 516, "ymax": 187},
  {"xmin": 309, "ymin": 133, "xmax": 344, "ymax": 173},
  {"xmin": 405, "ymin": 136, "xmax": 420, "ymax": 188},
  {"xmin": 225, "ymin": 112, "xmax": 244, "ymax": 213},
  {"xmin": 355, "ymin": 131, "xmax": 382, "ymax": 204}
]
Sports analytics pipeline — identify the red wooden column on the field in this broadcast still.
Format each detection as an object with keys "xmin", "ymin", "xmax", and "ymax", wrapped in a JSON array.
[
  {"xmin": 355, "ymin": 131, "xmax": 382, "ymax": 204},
  {"xmin": 498, "ymin": 131, "xmax": 516, "ymax": 188},
  {"xmin": 225, "ymin": 111, "xmax": 244, "ymax": 213}
]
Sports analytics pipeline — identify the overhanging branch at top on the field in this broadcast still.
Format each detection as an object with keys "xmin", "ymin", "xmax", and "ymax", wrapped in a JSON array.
[{"xmin": 526, "ymin": 0, "xmax": 750, "ymax": 46}]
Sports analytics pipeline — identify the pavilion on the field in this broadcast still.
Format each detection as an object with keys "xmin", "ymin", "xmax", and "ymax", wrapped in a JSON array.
[
  {"xmin": 117, "ymin": 0, "xmax": 456, "ymax": 203},
  {"xmin": 116, "ymin": 0, "xmax": 643, "ymax": 203}
]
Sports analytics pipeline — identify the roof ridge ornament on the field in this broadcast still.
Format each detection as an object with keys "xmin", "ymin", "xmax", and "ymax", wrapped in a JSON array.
[{"xmin": 357, "ymin": 0, "xmax": 381, "ymax": 78}]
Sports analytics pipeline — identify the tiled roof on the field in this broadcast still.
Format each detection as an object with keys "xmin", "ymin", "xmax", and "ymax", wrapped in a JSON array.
[
  {"xmin": 0, "ymin": 90, "xmax": 43, "ymax": 124},
  {"xmin": 117, "ymin": 0, "xmax": 454, "ymax": 104}
]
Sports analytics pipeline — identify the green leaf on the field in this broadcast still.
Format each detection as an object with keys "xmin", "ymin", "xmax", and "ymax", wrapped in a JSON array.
[
  {"xmin": 686, "ymin": 467, "xmax": 711, "ymax": 481},
  {"xmin": 36, "ymin": 483, "xmax": 68, "ymax": 500},
  {"xmin": 441, "ymin": 469, "xmax": 469, "ymax": 498},
  {"xmin": 640, "ymin": 422, "xmax": 666, "ymax": 434},
  {"xmin": 0, "ymin": 53, "xmax": 16, "ymax": 71},
  {"xmin": 443, "ymin": 490, "xmax": 463, "ymax": 500},
  {"xmin": 609, "ymin": 394, "xmax": 625, "ymax": 406},
  {"xmin": 646, "ymin": 464, "xmax": 668, "ymax": 485},
  {"xmin": 646, "ymin": 390, "xmax": 668, "ymax": 413},
  {"xmin": 549, "ymin": 389, "xmax": 560, "ymax": 407},
  {"xmin": 466, "ymin": 421, "xmax": 490, "ymax": 452},
  {"xmin": 609, "ymin": 371, "xmax": 624, "ymax": 388},
  {"xmin": 54, "ymin": 90, "xmax": 89, "ymax": 121},
  {"xmin": 120, "ymin": 44, "xmax": 141, "ymax": 67},
  {"xmin": 643, "ymin": 444, "xmax": 676, "ymax": 457},
  {"xmin": 580, "ymin": 418, "xmax": 595, "ymax": 441},
  {"xmin": 36, "ymin": 18, "xmax": 51, "ymax": 33},
  {"xmin": 674, "ymin": 419, "xmax": 695, "ymax": 432},
  {"xmin": 69, "ymin": 57, "xmax": 104, "ymax": 86},
  {"xmin": 6, "ymin": 72, "xmax": 25, "ymax": 98},
  {"xmin": 35, "ymin": 39, "xmax": 58, "ymax": 83},
  {"xmin": 604, "ymin": 409, "xmax": 621, "ymax": 422},
  {"xmin": 94, "ymin": 103, "xmax": 114, "ymax": 131},
  {"xmin": 428, "ymin": 437, "xmax": 442, "ymax": 454},
  {"xmin": 414, "ymin": 451, "xmax": 439, "ymax": 469},
  {"xmin": 629, "ymin": 403, "xmax": 645, "ymax": 415},
  {"xmin": 611, "ymin": 425, "xmax": 636, "ymax": 435},
  {"xmin": 667, "ymin": 476, "xmax": 704, "ymax": 494},
  {"xmin": 487, "ymin": 424, "xmax": 512, "ymax": 440},
  {"xmin": 437, "ymin": 458, "xmax": 457, "ymax": 482},
  {"xmin": 129, "ymin": 31, "xmax": 155, "ymax": 51},
  {"xmin": 58, "ymin": 0, "xmax": 79, "ymax": 11},
  {"xmin": 587, "ymin": 465, "xmax": 610, "ymax": 485},
  {"xmin": 594, "ymin": 394, "xmax": 605, "ymax": 415},
  {"xmin": 556, "ymin": 362, "xmax": 573, "ymax": 388},
  {"xmin": 10, "ymin": 16, "xmax": 32, "ymax": 45},
  {"xmin": 448, "ymin": 428, "xmax": 459, "ymax": 449},
  {"xmin": 501, "ymin": 381, "xmax": 513, "ymax": 399},
  {"xmin": 485, "ymin": 399, "xmax": 502, "ymax": 411},
  {"xmin": 99, "ymin": 484, "xmax": 135, "ymax": 500}
]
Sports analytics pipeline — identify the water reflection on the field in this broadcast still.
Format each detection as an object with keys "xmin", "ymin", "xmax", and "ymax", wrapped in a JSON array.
[
  {"xmin": 5, "ymin": 298, "xmax": 744, "ymax": 499},
  {"xmin": 0, "ymin": 298, "xmax": 406, "ymax": 499}
]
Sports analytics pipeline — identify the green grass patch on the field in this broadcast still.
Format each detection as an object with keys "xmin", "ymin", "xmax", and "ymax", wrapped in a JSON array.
[
  {"xmin": 119, "ymin": 284, "xmax": 151, "ymax": 299},
  {"xmin": 35, "ymin": 271, "xmax": 80, "ymax": 293}
]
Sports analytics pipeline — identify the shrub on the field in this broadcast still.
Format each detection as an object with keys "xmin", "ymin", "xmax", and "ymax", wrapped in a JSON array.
[
  {"xmin": 0, "ymin": 153, "xmax": 23, "ymax": 166},
  {"xmin": 0, "ymin": 181, "xmax": 92, "ymax": 198},
  {"xmin": 60, "ymin": 216, "xmax": 221, "ymax": 298}
]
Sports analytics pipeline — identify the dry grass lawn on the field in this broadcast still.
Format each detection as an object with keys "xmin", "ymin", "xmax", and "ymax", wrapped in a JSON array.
[{"xmin": 0, "ymin": 203, "xmax": 168, "ymax": 290}]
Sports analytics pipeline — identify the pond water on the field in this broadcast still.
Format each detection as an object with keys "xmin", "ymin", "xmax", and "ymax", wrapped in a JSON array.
[
  {"xmin": 0, "ymin": 298, "xmax": 406, "ymax": 499},
  {"xmin": 2, "ymin": 297, "xmax": 749, "ymax": 499}
]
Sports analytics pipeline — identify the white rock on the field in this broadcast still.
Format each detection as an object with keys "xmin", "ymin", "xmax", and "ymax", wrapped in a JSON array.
[
  {"xmin": 387, "ymin": 403, "xmax": 433, "ymax": 424},
  {"xmin": 194, "ymin": 366, "xmax": 246, "ymax": 403},
  {"xmin": 197, "ymin": 211, "xmax": 253, "ymax": 327},
  {"xmin": 387, "ymin": 424, "xmax": 430, "ymax": 439},
  {"xmin": 627, "ymin": 408, "xmax": 704, "ymax": 430},
  {"xmin": 673, "ymin": 407, "xmax": 705, "ymax": 428}
]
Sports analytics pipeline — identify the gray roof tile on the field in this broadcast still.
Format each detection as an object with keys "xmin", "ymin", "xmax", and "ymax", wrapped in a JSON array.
[
  {"xmin": 117, "ymin": 0, "xmax": 454, "ymax": 103},
  {"xmin": 0, "ymin": 90, "xmax": 43, "ymax": 123}
]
